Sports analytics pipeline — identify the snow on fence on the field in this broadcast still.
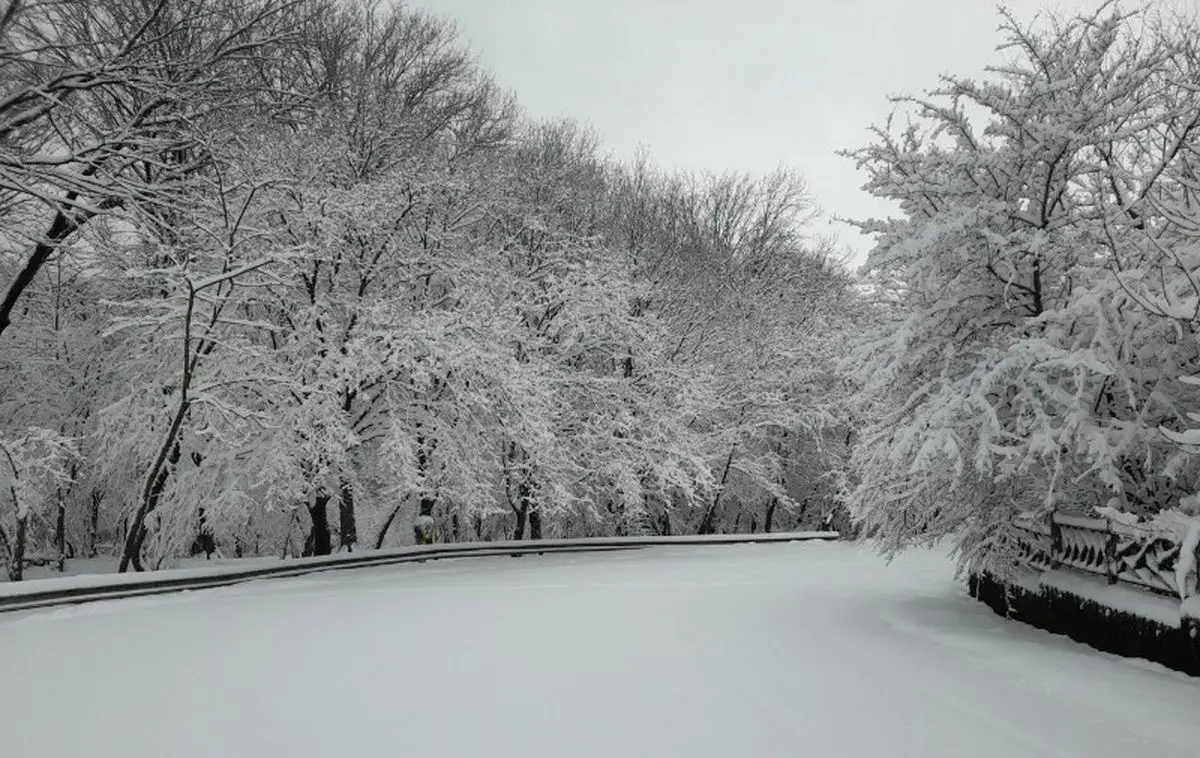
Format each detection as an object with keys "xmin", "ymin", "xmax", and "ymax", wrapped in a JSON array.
[
  {"xmin": 1011, "ymin": 512, "xmax": 1200, "ymax": 602},
  {"xmin": 974, "ymin": 513, "xmax": 1200, "ymax": 676}
]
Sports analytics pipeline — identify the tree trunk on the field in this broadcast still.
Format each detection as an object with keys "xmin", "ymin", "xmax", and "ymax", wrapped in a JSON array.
[
  {"xmin": 698, "ymin": 444, "xmax": 737, "ymax": 535},
  {"xmin": 124, "ymin": 525, "xmax": 147, "ymax": 572},
  {"xmin": 0, "ymin": 207, "xmax": 86, "ymax": 341},
  {"xmin": 607, "ymin": 500, "xmax": 627, "ymax": 537},
  {"xmin": 375, "ymin": 502, "xmax": 403, "ymax": 549},
  {"xmin": 54, "ymin": 490, "xmax": 67, "ymax": 572},
  {"xmin": 119, "ymin": 265, "xmax": 251, "ymax": 571},
  {"xmin": 87, "ymin": 490, "xmax": 102, "ymax": 558},
  {"xmin": 411, "ymin": 426, "xmax": 438, "ymax": 543},
  {"xmin": 794, "ymin": 498, "xmax": 809, "ymax": 530},
  {"xmin": 338, "ymin": 477, "xmax": 357, "ymax": 551},
  {"xmin": 7, "ymin": 513, "xmax": 26, "ymax": 582},
  {"xmin": 764, "ymin": 497, "xmax": 778, "ymax": 534},
  {"xmin": 190, "ymin": 507, "xmax": 215, "ymax": 559},
  {"xmin": 512, "ymin": 502, "xmax": 527, "ymax": 541},
  {"xmin": 512, "ymin": 460, "xmax": 537, "ymax": 540},
  {"xmin": 306, "ymin": 493, "xmax": 332, "ymax": 557},
  {"xmin": 119, "ymin": 417, "xmax": 186, "ymax": 572}
]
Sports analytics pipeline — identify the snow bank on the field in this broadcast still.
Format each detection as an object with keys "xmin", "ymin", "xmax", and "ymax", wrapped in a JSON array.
[
  {"xmin": 1011, "ymin": 567, "xmax": 1182, "ymax": 627},
  {"xmin": 1036, "ymin": 570, "xmax": 1182, "ymax": 628},
  {"xmin": 1183, "ymin": 595, "xmax": 1200, "ymax": 622}
]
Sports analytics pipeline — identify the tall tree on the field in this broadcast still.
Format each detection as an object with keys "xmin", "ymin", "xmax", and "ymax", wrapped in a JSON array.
[
  {"xmin": 842, "ymin": 3, "xmax": 1200, "ymax": 570},
  {"xmin": 0, "ymin": 0, "xmax": 304, "ymax": 341}
]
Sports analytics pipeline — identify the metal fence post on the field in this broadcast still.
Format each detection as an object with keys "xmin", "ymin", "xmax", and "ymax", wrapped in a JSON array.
[{"xmin": 1104, "ymin": 519, "xmax": 1118, "ymax": 585}]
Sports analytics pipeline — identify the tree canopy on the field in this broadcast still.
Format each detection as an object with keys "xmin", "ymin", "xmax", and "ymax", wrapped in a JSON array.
[
  {"xmin": 843, "ymin": 2, "xmax": 1200, "ymax": 570},
  {"xmin": 0, "ymin": 0, "xmax": 852, "ymax": 577}
]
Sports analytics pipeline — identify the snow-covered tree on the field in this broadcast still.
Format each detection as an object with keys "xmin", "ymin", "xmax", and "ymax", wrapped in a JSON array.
[
  {"xmin": 0, "ymin": 427, "xmax": 76, "ymax": 579},
  {"xmin": 843, "ymin": 3, "xmax": 1200, "ymax": 570},
  {"xmin": 603, "ymin": 159, "xmax": 855, "ymax": 534},
  {"xmin": 0, "ymin": 0, "xmax": 302, "ymax": 341},
  {"xmin": 0, "ymin": 0, "xmax": 863, "ymax": 576}
]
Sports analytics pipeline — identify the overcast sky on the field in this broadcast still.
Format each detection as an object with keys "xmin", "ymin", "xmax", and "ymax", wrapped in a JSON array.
[{"xmin": 405, "ymin": 1, "xmax": 1168, "ymax": 264}]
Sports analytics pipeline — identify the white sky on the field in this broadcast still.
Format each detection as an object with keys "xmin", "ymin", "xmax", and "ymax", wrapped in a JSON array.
[{"xmin": 406, "ymin": 1, "xmax": 1170, "ymax": 264}]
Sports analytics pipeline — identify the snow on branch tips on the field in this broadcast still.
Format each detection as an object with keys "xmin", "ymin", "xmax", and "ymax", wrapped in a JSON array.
[{"xmin": 841, "ymin": 3, "xmax": 1200, "ymax": 567}]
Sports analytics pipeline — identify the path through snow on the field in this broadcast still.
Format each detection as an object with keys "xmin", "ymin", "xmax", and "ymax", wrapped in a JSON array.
[{"xmin": 0, "ymin": 542, "xmax": 1196, "ymax": 757}]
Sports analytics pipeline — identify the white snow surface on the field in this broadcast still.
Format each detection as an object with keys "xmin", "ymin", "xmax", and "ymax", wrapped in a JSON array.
[
  {"xmin": 2, "ymin": 542, "xmax": 1198, "ymax": 758},
  {"xmin": 1177, "ymin": 520, "xmax": 1200, "ymax": 599},
  {"xmin": 1184, "ymin": 594, "xmax": 1200, "ymax": 620},
  {"xmin": 1015, "ymin": 569, "xmax": 1184, "ymax": 628}
]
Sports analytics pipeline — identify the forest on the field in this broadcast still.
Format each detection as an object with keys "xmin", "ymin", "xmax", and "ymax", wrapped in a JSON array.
[{"xmin": 2, "ymin": 0, "xmax": 1199, "ymax": 581}]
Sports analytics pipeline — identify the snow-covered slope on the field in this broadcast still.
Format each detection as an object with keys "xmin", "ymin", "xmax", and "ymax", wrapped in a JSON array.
[{"xmin": 1, "ymin": 542, "xmax": 1196, "ymax": 757}]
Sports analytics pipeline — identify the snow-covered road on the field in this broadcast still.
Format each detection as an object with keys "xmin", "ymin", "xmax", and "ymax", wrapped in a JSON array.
[{"xmin": 1, "ymin": 542, "xmax": 1197, "ymax": 757}]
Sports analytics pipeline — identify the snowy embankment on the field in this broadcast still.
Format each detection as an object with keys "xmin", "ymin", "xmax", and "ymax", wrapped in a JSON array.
[{"xmin": 2, "ymin": 542, "xmax": 1197, "ymax": 758}]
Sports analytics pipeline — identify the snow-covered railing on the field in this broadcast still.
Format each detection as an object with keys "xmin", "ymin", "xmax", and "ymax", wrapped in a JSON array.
[
  {"xmin": 0, "ymin": 531, "xmax": 837, "ymax": 614},
  {"xmin": 1011, "ymin": 512, "xmax": 1200, "ymax": 601}
]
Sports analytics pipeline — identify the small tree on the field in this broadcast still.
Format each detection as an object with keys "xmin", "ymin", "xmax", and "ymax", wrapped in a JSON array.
[{"xmin": 0, "ymin": 428, "xmax": 76, "ymax": 580}]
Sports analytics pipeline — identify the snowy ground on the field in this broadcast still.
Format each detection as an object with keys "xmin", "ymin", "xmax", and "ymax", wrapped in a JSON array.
[{"xmin": 1, "ymin": 542, "xmax": 1197, "ymax": 758}]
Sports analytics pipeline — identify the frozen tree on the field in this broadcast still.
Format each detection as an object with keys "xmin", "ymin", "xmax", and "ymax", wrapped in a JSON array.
[
  {"xmin": 842, "ymin": 3, "xmax": 1200, "ymax": 570},
  {"xmin": 242, "ymin": 0, "xmax": 517, "ymax": 554},
  {"xmin": 0, "ymin": 0, "xmax": 864, "ymax": 574},
  {"xmin": 0, "ymin": 0, "xmax": 303, "ymax": 341},
  {"xmin": 603, "ymin": 159, "xmax": 855, "ymax": 535},
  {"xmin": 0, "ymin": 427, "xmax": 76, "ymax": 579}
]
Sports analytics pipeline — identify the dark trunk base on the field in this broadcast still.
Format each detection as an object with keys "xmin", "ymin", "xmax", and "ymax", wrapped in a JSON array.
[
  {"xmin": 513, "ymin": 506, "xmax": 527, "ymax": 541},
  {"xmin": 338, "ymin": 479, "xmax": 357, "ymax": 551},
  {"xmin": 7, "ymin": 514, "xmax": 27, "ymax": 581},
  {"xmin": 304, "ymin": 495, "xmax": 332, "ymax": 557}
]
